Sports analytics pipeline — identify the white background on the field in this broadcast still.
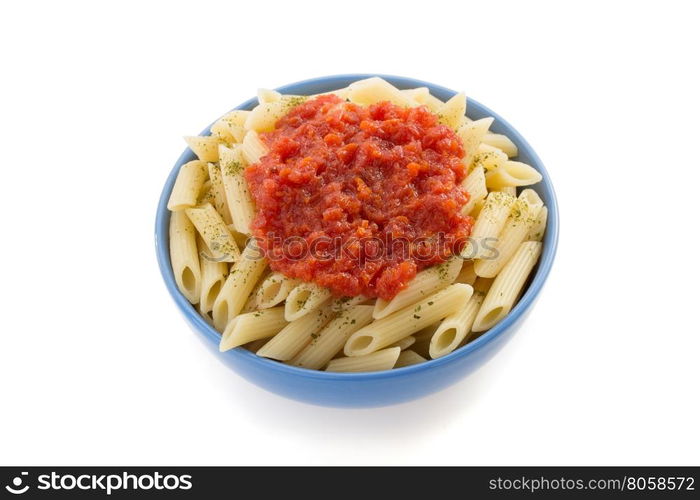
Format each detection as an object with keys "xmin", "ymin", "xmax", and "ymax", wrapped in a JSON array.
[{"xmin": 1, "ymin": 0, "xmax": 698, "ymax": 466}]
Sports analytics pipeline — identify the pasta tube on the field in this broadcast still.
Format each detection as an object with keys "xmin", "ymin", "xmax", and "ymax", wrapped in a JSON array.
[
  {"xmin": 256, "ymin": 304, "xmax": 335, "ymax": 361},
  {"xmin": 474, "ymin": 190, "xmax": 544, "ymax": 278},
  {"xmin": 429, "ymin": 291, "xmax": 484, "ymax": 359},
  {"xmin": 473, "ymin": 241, "xmax": 542, "ymax": 332},
  {"xmin": 167, "ymin": 160, "xmax": 208, "ymax": 211},
  {"xmin": 185, "ymin": 203, "xmax": 240, "ymax": 263},
  {"xmin": 219, "ymin": 306, "xmax": 288, "ymax": 352},
  {"xmin": 373, "ymin": 257, "xmax": 462, "ymax": 319},
  {"xmin": 289, "ymin": 305, "xmax": 374, "ymax": 370},
  {"xmin": 461, "ymin": 191, "xmax": 516, "ymax": 259},
  {"xmin": 326, "ymin": 347, "xmax": 401, "ymax": 373},
  {"xmin": 184, "ymin": 135, "xmax": 219, "ymax": 162},
  {"xmin": 285, "ymin": 282, "xmax": 332, "ymax": 321},
  {"xmin": 169, "ymin": 211, "xmax": 201, "ymax": 304},
  {"xmin": 344, "ymin": 283, "xmax": 474, "ymax": 357},
  {"xmin": 211, "ymin": 239, "xmax": 268, "ymax": 331}
]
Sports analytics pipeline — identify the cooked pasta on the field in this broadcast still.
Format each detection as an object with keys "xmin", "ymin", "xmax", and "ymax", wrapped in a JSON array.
[
  {"xmin": 461, "ymin": 191, "xmax": 516, "ymax": 259},
  {"xmin": 197, "ymin": 237, "xmax": 228, "ymax": 314},
  {"xmin": 167, "ymin": 79, "xmax": 549, "ymax": 373},
  {"xmin": 461, "ymin": 164, "xmax": 487, "ymax": 216},
  {"xmin": 185, "ymin": 203, "xmax": 240, "ymax": 263},
  {"xmin": 256, "ymin": 304, "xmax": 335, "ymax": 361},
  {"xmin": 372, "ymin": 257, "xmax": 463, "ymax": 319},
  {"xmin": 395, "ymin": 350, "xmax": 428, "ymax": 368},
  {"xmin": 526, "ymin": 205, "xmax": 548, "ymax": 242},
  {"xmin": 485, "ymin": 160, "xmax": 543, "ymax": 189},
  {"xmin": 206, "ymin": 162, "xmax": 232, "ymax": 224},
  {"xmin": 255, "ymin": 272, "xmax": 300, "ymax": 309},
  {"xmin": 285, "ymin": 282, "xmax": 333, "ymax": 321},
  {"xmin": 474, "ymin": 190, "xmax": 543, "ymax": 278},
  {"xmin": 436, "ymin": 92, "xmax": 467, "ymax": 130},
  {"xmin": 344, "ymin": 284, "xmax": 474, "ymax": 357},
  {"xmin": 211, "ymin": 239, "xmax": 267, "ymax": 331},
  {"xmin": 326, "ymin": 347, "xmax": 401, "ymax": 373},
  {"xmin": 429, "ymin": 290, "xmax": 484, "ymax": 359},
  {"xmin": 219, "ymin": 306, "xmax": 287, "ymax": 352},
  {"xmin": 289, "ymin": 305, "xmax": 374, "ymax": 370},
  {"xmin": 347, "ymin": 77, "xmax": 413, "ymax": 107},
  {"xmin": 167, "ymin": 160, "xmax": 208, "ymax": 211},
  {"xmin": 219, "ymin": 144, "xmax": 255, "ymax": 235},
  {"xmin": 473, "ymin": 241, "xmax": 543, "ymax": 332},
  {"xmin": 481, "ymin": 133, "xmax": 518, "ymax": 157},
  {"xmin": 458, "ymin": 117, "xmax": 494, "ymax": 167},
  {"xmin": 184, "ymin": 136, "xmax": 219, "ymax": 162},
  {"xmin": 241, "ymin": 130, "xmax": 268, "ymax": 164},
  {"xmin": 169, "ymin": 210, "xmax": 201, "ymax": 304}
]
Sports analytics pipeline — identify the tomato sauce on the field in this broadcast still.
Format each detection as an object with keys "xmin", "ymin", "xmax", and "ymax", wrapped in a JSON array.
[{"xmin": 244, "ymin": 95, "xmax": 473, "ymax": 300}]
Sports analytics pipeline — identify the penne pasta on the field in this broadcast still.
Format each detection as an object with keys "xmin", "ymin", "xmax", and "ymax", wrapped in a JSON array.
[
  {"xmin": 197, "ymin": 180, "xmax": 214, "ymax": 206},
  {"xmin": 461, "ymin": 191, "xmax": 516, "ymax": 259},
  {"xmin": 394, "ymin": 349, "xmax": 427, "ymax": 368},
  {"xmin": 475, "ymin": 189, "xmax": 543, "ymax": 278},
  {"xmin": 256, "ymin": 304, "xmax": 335, "ymax": 361},
  {"xmin": 197, "ymin": 237, "xmax": 228, "ymax": 314},
  {"xmin": 526, "ymin": 205, "xmax": 548, "ymax": 242},
  {"xmin": 330, "ymin": 295, "xmax": 369, "ymax": 311},
  {"xmin": 326, "ymin": 347, "xmax": 401, "ymax": 373},
  {"xmin": 207, "ymin": 162, "xmax": 232, "ymax": 224},
  {"xmin": 211, "ymin": 239, "xmax": 268, "ymax": 331},
  {"xmin": 457, "ymin": 117, "xmax": 493, "ymax": 167},
  {"xmin": 285, "ymin": 282, "xmax": 332, "ymax": 321},
  {"xmin": 373, "ymin": 257, "xmax": 463, "ymax": 319},
  {"xmin": 169, "ymin": 210, "xmax": 201, "ymax": 304},
  {"xmin": 241, "ymin": 130, "xmax": 269, "ymax": 164},
  {"xmin": 185, "ymin": 203, "xmax": 240, "ymax": 263},
  {"xmin": 482, "ymin": 132, "xmax": 518, "ymax": 157},
  {"xmin": 257, "ymin": 88, "xmax": 282, "ymax": 103},
  {"xmin": 288, "ymin": 305, "xmax": 374, "ymax": 370},
  {"xmin": 184, "ymin": 135, "xmax": 219, "ymax": 162},
  {"xmin": 494, "ymin": 185, "xmax": 517, "ymax": 196},
  {"xmin": 471, "ymin": 143, "xmax": 508, "ymax": 171},
  {"xmin": 461, "ymin": 164, "xmax": 488, "ymax": 216},
  {"xmin": 485, "ymin": 160, "xmax": 543, "ymax": 188},
  {"xmin": 210, "ymin": 110, "xmax": 249, "ymax": 144},
  {"xmin": 255, "ymin": 272, "xmax": 300, "ymax": 309},
  {"xmin": 473, "ymin": 241, "xmax": 542, "ymax": 332},
  {"xmin": 436, "ymin": 92, "xmax": 467, "ymax": 130},
  {"xmin": 347, "ymin": 77, "xmax": 413, "ymax": 107},
  {"xmin": 241, "ymin": 266, "xmax": 269, "ymax": 313},
  {"xmin": 245, "ymin": 95, "xmax": 308, "ymax": 133},
  {"xmin": 167, "ymin": 160, "xmax": 208, "ymax": 211},
  {"xmin": 413, "ymin": 90, "xmax": 444, "ymax": 112},
  {"xmin": 344, "ymin": 283, "xmax": 474, "ymax": 357},
  {"xmin": 219, "ymin": 144, "xmax": 256, "ymax": 235},
  {"xmin": 219, "ymin": 306, "xmax": 288, "ymax": 352},
  {"xmin": 429, "ymin": 291, "xmax": 484, "ymax": 358}
]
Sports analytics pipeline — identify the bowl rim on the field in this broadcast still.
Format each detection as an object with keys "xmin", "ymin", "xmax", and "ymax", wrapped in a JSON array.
[{"xmin": 155, "ymin": 73, "xmax": 559, "ymax": 381}]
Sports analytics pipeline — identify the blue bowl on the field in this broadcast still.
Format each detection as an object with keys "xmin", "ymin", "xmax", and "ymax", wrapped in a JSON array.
[{"xmin": 155, "ymin": 74, "xmax": 559, "ymax": 408}]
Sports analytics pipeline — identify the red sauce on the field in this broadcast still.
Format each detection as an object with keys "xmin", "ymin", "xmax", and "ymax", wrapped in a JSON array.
[{"xmin": 245, "ymin": 95, "xmax": 473, "ymax": 300}]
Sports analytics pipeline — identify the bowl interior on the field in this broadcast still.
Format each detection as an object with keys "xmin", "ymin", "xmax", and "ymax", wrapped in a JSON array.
[{"xmin": 155, "ymin": 74, "xmax": 559, "ymax": 381}]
